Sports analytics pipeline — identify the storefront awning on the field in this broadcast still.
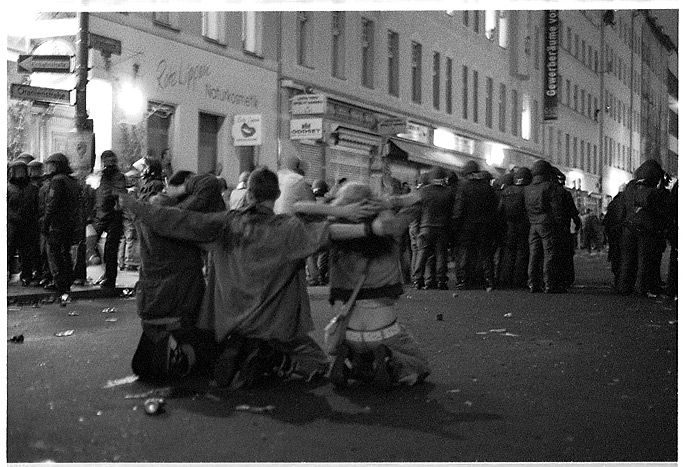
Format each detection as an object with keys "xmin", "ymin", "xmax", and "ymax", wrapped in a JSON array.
[{"xmin": 388, "ymin": 139, "xmax": 468, "ymax": 171}]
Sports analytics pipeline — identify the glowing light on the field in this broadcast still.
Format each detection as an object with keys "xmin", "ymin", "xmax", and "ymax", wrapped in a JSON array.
[
  {"xmin": 119, "ymin": 81, "xmax": 145, "ymax": 118},
  {"xmin": 486, "ymin": 143, "xmax": 506, "ymax": 166}
]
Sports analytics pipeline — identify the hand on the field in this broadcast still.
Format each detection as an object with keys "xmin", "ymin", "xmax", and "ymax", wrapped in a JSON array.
[{"xmin": 341, "ymin": 200, "xmax": 383, "ymax": 223}]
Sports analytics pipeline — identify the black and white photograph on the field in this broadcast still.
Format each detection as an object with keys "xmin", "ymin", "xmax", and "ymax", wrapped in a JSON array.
[{"xmin": 4, "ymin": 1, "xmax": 688, "ymax": 464}]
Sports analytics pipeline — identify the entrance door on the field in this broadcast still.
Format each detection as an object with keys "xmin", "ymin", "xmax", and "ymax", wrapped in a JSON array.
[
  {"xmin": 146, "ymin": 102, "xmax": 174, "ymax": 161},
  {"xmin": 198, "ymin": 112, "xmax": 222, "ymax": 175}
]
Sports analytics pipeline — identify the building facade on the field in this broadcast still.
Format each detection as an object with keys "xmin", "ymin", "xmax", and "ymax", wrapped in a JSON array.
[{"xmin": 7, "ymin": 9, "xmax": 677, "ymax": 204}]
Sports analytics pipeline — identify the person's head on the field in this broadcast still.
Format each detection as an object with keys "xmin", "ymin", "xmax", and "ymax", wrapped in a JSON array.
[
  {"xmin": 513, "ymin": 167, "xmax": 532, "ymax": 186},
  {"xmin": 238, "ymin": 171, "xmax": 251, "ymax": 186},
  {"xmin": 461, "ymin": 160, "xmax": 480, "ymax": 178},
  {"xmin": 17, "ymin": 152, "xmax": 34, "ymax": 164},
  {"xmin": 282, "ymin": 152, "xmax": 305, "ymax": 175},
  {"xmin": 332, "ymin": 182, "xmax": 374, "ymax": 206},
  {"xmin": 101, "ymin": 150, "xmax": 119, "ymax": 170},
  {"xmin": 8, "ymin": 160, "xmax": 29, "ymax": 182},
  {"xmin": 428, "ymin": 165, "xmax": 447, "ymax": 183},
  {"xmin": 247, "ymin": 167, "xmax": 280, "ymax": 204},
  {"xmin": 217, "ymin": 176, "xmax": 228, "ymax": 193},
  {"xmin": 633, "ymin": 159, "xmax": 664, "ymax": 186},
  {"xmin": 312, "ymin": 179, "xmax": 329, "ymax": 197},
  {"xmin": 531, "ymin": 159, "xmax": 552, "ymax": 178},
  {"xmin": 165, "ymin": 170, "xmax": 194, "ymax": 198},
  {"xmin": 27, "ymin": 160, "xmax": 44, "ymax": 179},
  {"xmin": 45, "ymin": 152, "xmax": 73, "ymax": 176},
  {"xmin": 142, "ymin": 157, "xmax": 163, "ymax": 182}
]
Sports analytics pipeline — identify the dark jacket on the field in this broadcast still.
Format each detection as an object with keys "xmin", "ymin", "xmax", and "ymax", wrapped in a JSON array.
[
  {"xmin": 622, "ymin": 178, "xmax": 666, "ymax": 236},
  {"xmin": 176, "ymin": 174, "xmax": 226, "ymax": 213},
  {"xmin": 551, "ymin": 184, "xmax": 581, "ymax": 230},
  {"xmin": 8, "ymin": 178, "xmax": 39, "ymax": 227},
  {"xmin": 524, "ymin": 175, "xmax": 557, "ymax": 225},
  {"xmin": 498, "ymin": 184, "xmax": 529, "ymax": 225},
  {"xmin": 94, "ymin": 166, "xmax": 127, "ymax": 223},
  {"xmin": 417, "ymin": 181, "xmax": 455, "ymax": 229},
  {"xmin": 452, "ymin": 176, "xmax": 498, "ymax": 227},
  {"xmin": 43, "ymin": 173, "xmax": 81, "ymax": 244}
]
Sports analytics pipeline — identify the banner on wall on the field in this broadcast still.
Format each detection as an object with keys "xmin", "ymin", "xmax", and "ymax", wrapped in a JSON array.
[
  {"xmin": 232, "ymin": 114, "xmax": 262, "ymax": 146},
  {"xmin": 543, "ymin": 10, "xmax": 559, "ymax": 121}
]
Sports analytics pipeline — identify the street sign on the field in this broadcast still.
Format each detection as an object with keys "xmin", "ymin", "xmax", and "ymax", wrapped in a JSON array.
[
  {"xmin": 10, "ymin": 83, "xmax": 72, "ymax": 105},
  {"xmin": 17, "ymin": 55, "xmax": 73, "ymax": 74},
  {"xmin": 290, "ymin": 118, "xmax": 323, "ymax": 140},
  {"xmin": 89, "ymin": 33, "xmax": 122, "ymax": 56},
  {"xmin": 290, "ymin": 94, "xmax": 327, "ymax": 115},
  {"xmin": 377, "ymin": 117, "xmax": 407, "ymax": 136}
]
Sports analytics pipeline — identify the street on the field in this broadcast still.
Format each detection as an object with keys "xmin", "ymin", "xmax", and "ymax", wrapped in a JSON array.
[{"xmin": 6, "ymin": 252, "xmax": 678, "ymax": 463}]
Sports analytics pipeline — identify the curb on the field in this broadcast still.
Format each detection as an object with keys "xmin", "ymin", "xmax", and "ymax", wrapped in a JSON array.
[{"xmin": 7, "ymin": 287, "xmax": 133, "ymax": 305}]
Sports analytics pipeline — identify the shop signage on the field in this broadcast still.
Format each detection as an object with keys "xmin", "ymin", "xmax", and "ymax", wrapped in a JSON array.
[
  {"xmin": 398, "ymin": 121, "xmax": 430, "ymax": 144},
  {"xmin": 543, "ymin": 10, "xmax": 559, "ymax": 121},
  {"xmin": 89, "ymin": 33, "xmax": 122, "ymax": 56},
  {"xmin": 291, "ymin": 94, "xmax": 327, "ymax": 115},
  {"xmin": 290, "ymin": 118, "xmax": 323, "ymax": 140},
  {"xmin": 10, "ymin": 83, "xmax": 72, "ymax": 105},
  {"xmin": 232, "ymin": 114, "xmax": 262, "ymax": 146},
  {"xmin": 17, "ymin": 54, "xmax": 73, "ymax": 74},
  {"xmin": 377, "ymin": 117, "xmax": 407, "ymax": 136}
]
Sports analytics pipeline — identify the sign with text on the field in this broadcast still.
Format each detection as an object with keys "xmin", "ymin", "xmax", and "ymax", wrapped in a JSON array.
[
  {"xmin": 290, "ymin": 118, "xmax": 323, "ymax": 140},
  {"xmin": 10, "ymin": 83, "xmax": 72, "ymax": 105},
  {"xmin": 377, "ymin": 117, "xmax": 407, "ymax": 136},
  {"xmin": 232, "ymin": 114, "xmax": 262, "ymax": 146},
  {"xmin": 89, "ymin": 33, "xmax": 122, "ymax": 56},
  {"xmin": 291, "ymin": 94, "xmax": 327, "ymax": 115},
  {"xmin": 17, "ymin": 54, "xmax": 73, "ymax": 74},
  {"xmin": 397, "ymin": 121, "xmax": 430, "ymax": 144},
  {"xmin": 543, "ymin": 10, "xmax": 559, "ymax": 121}
]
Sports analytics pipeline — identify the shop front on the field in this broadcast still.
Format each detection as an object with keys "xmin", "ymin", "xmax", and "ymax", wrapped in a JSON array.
[{"xmin": 87, "ymin": 16, "xmax": 278, "ymax": 183}]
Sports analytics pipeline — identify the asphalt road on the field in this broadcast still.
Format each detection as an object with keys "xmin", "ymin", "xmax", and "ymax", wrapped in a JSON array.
[{"xmin": 5, "ymin": 253, "xmax": 679, "ymax": 463}]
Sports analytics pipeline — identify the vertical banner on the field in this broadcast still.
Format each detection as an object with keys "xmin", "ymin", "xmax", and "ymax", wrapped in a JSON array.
[{"xmin": 543, "ymin": 10, "xmax": 559, "ymax": 121}]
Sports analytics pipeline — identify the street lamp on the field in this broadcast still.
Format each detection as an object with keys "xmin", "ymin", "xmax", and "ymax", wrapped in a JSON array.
[{"xmin": 118, "ymin": 63, "xmax": 146, "ymax": 124}]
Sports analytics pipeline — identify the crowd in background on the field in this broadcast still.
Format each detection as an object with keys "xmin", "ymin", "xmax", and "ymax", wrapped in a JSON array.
[{"xmin": 8, "ymin": 150, "xmax": 678, "ymax": 302}]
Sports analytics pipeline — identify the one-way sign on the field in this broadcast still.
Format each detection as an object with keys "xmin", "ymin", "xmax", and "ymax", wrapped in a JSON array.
[
  {"xmin": 10, "ymin": 83, "xmax": 72, "ymax": 105},
  {"xmin": 17, "ymin": 55, "xmax": 73, "ymax": 74}
]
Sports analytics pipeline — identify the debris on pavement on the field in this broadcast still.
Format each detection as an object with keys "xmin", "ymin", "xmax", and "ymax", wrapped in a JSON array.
[
  {"xmin": 503, "ymin": 312, "xmax": 513, "ymax": 318},
  {"xmin": 59, "ymin": 294, "xmax": 71, "ymax": 307},
  {"xmin": 104, "ymin": 375, "xmax": 139, "ymax": 388},
  {"xmin": 144, "ymin": 398, "xmax": 165, "ymax": 415},
  {"xmin": 436, "ymin": 313, "xmax": 443, "ymax": 321},
  {"xmin": 8, "ymin": 334, "xmax": 24, "ymax": 343},
  {"xmin": 125, "ymin": 387, "xmax": 172, "ymax": 399},
  {"xmin": 68, "ymin": 311, "xmax": 79, "ymax": 316},
  {"xmin": 447, "ymin": 389, "xmax": 461, "ymax": 394},
  {"xmin": 102, "ymin": 307, "xmax": 117, "ymax": 314},
  {"xmin": 502, "ymin": 332, "xmax": 520, "ymax": 337},
  {"xmin": 489, "ymin": 329, "xmax": 507, "ymax": 333},
  {"xmin": 54, "ymin": 330, "xmax": 75, "ymax": 337},
  {"xmin": 105, "ymin": 317, "xmax": 118, "ymax": 322},
  {"xmin": 235, "ymin": 404, "xmax": 275, "ymax": 413}
]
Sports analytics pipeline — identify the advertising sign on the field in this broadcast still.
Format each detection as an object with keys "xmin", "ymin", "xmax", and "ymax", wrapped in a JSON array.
[
  {"xmin": 397, "ymin": 121, "xmax": 430, "ymax": 144},
  {"xmin": 232, "ymin": 114, "xmax": 262, "ymax": 146},
  {"xmin": 377, "ymin": 117, "xmax": 407, "ymax": 136},
  {"xmin": 291, "ymin": 94, "xmax": 327, "ymax": 115},
  {"xmin": 543, "ymin": 10, "xmax": 559, "ymax": 121},
  {"xmin": 290, "ymin": 118, "xmax": 323, "ymax": 140}
]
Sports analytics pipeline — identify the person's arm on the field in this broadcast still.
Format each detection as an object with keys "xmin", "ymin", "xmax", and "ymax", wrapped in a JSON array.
[
  {"xmin": 328, "ymin": 209, "xmax": 408, "ymax": 240},
  {"xmin": 120, "ymin": 193, "xmax": 228, "ymax": 243},
  {"xmin": 292, "ymin": 200, "xmax": 382, "ymax": 222}
]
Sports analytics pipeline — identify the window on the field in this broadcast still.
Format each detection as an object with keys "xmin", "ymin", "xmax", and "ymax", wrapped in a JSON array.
[
  {"xmin": 573, "ymin": 136, "xmax": 578, "ymax": 167},
  {"xmin": 411, "ymin": 42, "xmax": 422, "ymax": 104},
  {"xmin": 533, "ymin": 100, "xmax": 539, "ymax": 143},
  {"xmin": 581, "ymin": 39, "xmax": 586, "ymax": 63},
  {"xmin": 331, "ymin": 12, "xmax": 346, "ymax": 79},
  {"xmin": 153, "ymin": 12, "xmax": 179, "ymax": 29},
  {"xmin": 511, "ymin": 89, "xmax": 519, "ymax": 136},
  {"xmin": 557, "ymin": 130, "xmax": 562, "ymax": 165},
  {"xmin": 485, "ymin": 10, "xmax": 497, "ymax": 41},
  {"xmin": 580, "ymin": 139, "xmax": 585, "ymax": 169},
  {"xmin": 566, "ymin": 79, "xmax": 571, "ymax": 106},
  {"xmin": 521, "ymin": 93, "xmax": 531, "ymax": 140},
  {"xmin": 445, "ymin": 57, "xmax": 453, "ymax": 114},
  {"xmin": 534, "ymin": 27, "xmax": 540, "ymax": 70},
  {"xmin": 594, "ymin": 97, "xmax": 599, "ymax": 121},
  {"xmin": 588, "ymin": 45, "xmax": 592, "ymax": 69},
  {"xmin": 463, "ymin": 11, "xmax": 469, "ymax": 27},
  {"xmin": 361, "ymin": 17, "xmax": 375, "ymax": 88},
  {"xmin": 472, "ymin": 70, "xmax": 479, "ymax": 123},
  {"xmin": 593, "ymin": 145, "xmax": 597, "ymax": 174},
  {"xmin": 485, "ymin": 77, "xmax": 493, "ymax": 128},
  {"xmin": 473, "ymin": 10, "xmax": 480, "ymax": 33},
  {"xmin": 594, "ymin": 50, "xmax": 599, "ymax": 73},
  {"xmin": 565, "ymin": 133, "xmax": 570, "ymax": 166},
  {"xmin": 586, "ymin": 142, "xmax": 591, "ymax": 173},
  {"xmin": 462, "ymin": 66, "xmax": 468, "ymax": 119},
  {"xmin": 297, "ymin": 12, "xmax": 311, "ymax": 66},
  {"xmin": 548, "ymin": 127, "xmax": 554, "ymax": 159},
  {"xmin": 202, "ymin": 12, "xmax": 226, "ymax": 43},
  {"xmin": 242, "ymin": 12, "xmax": 262, "ymax": 54},
  {"xmin": 573, "ymin": 84, "xmax": 578, "ymax": 111},
  {"xmin": 580, "ymin": 88, "xmax": 585, "ymax": 114},
  {"xmin": 388, "ymin": 30, "xmax": 399, "ymax": 96},
  {"xmin": 498, "ymin": 11, "xmax": 509, "ymax": 48},
  {"xmin": 498, "ymin": 83, "xmax": 506, "ymax": 132},
  {"xmin": 574, "ymin": 33, "xmax": 579, "ymax": 58},
  {"xmin": 432, "ymin": 52, "xmax": 440, "ymax": 110},
  {"xmin": 566, "ymin": 27, "xmax": 571, "ymax": 51}
]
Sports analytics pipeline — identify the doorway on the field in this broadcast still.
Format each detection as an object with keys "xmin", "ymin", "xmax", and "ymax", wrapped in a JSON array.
[
  {"xmin": 198, "ymin": 112, "xmax": 223, "ymax": 175},
  {"xmin": 146, "ymin": 102, "xmax": 174, "ymax": 162}
]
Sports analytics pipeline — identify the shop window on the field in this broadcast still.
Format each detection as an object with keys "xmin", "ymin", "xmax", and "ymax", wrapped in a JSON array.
[
  {"xmin": 242, "ymin": 12, "xmax": 262, "ymax": 54},
  {"xmin": 332, "ymin": 12, "xmax": 346, "ymax": 79}
]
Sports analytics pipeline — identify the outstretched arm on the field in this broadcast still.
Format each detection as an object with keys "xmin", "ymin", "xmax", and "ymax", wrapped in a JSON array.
[
  {"xmin": 292, "ymin": 199, "xmax": 383, "ymax": 222},
  {"xmin": 328, "ymin": 209, "xmax": 409, "ymax": 240},
  {"xmin": 120, "ymin": 193, "xmax": 228, "ymax": 243}
]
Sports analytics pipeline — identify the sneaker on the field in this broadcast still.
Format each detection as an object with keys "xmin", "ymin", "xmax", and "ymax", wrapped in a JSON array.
[
  {"xmin": 328, "ymin": 343, "xmax": 350, "ymax": 388},
  {"xmin": 167, "ymin": 335, "xmax": 194, "ymax": 378},
  {"xmin": 412, "ymin": 280, "xmax": 424, "ymax": 290},
  {"xmin": 424, "ymin": 282, "xmax": 438, "ymax": 290},
  {"xmin": 213, "ymin": 337, "xmax": 245, "ymax": 388},
  {"xmin": 373, "ymin": 345, "xmax": 394, "ymax": 389},
  {"xmin": 529, "ymin": 286, "xmax": 543, "ymax": 293},
  {"xmin": 229, "ymin": 345, "xmax": 267, "ymax": 390}
]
